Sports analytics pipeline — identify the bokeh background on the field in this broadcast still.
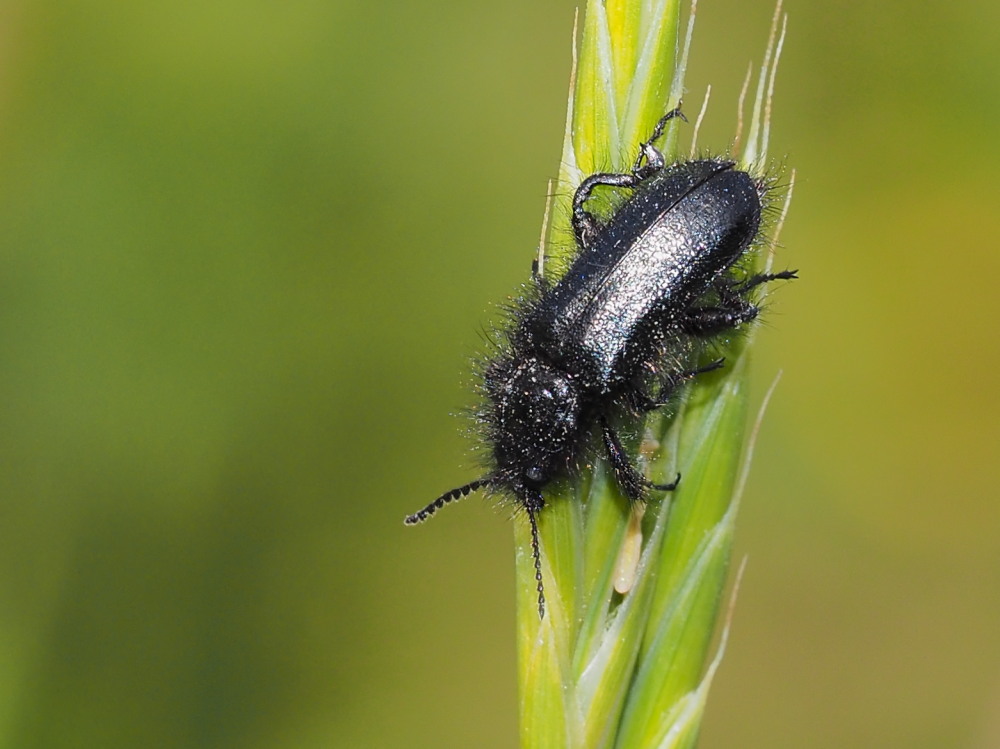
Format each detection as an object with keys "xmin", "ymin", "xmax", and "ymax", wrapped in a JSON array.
[{"xmin": 0, "ymin": 0, "xmax": 997, "ymax": 747}]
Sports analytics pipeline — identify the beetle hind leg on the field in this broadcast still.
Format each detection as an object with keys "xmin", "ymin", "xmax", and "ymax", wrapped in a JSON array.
[
  {"xmin": 682, "ymin": 270, "xmax": 789, "ymax": 336},
  {"xmin": 571, "ymin": 105, "xmax": 688, "ymax": 249},
  {"xmin": 736, "ymin": 269, "xmax": 798, "ymax": 294},
  {"xmin": 631, "ymin": 105, "xmax": 687, "ymax": 174}
]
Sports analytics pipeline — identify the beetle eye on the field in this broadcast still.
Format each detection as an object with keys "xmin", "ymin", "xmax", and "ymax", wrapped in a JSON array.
[{"xmin": 525, "ymin": 466, "xmax": 546, "ymax": 484}]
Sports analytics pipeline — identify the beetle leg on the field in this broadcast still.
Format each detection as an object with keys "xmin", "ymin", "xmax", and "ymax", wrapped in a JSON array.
[
  {"xmin": 601, "ymin": 417, "xmax": 679, "ymax": 500},
  {"xmin": 572, "ymin": 171, "xmax": 640, "ymax": 248},
  {"xmin": 682, "ymin": 274, "xmax": 779, "ymax": 336},
  {"xmin": 683, "ymin": 300, "xmax": 760, "ymax": 336},
  {"xmin": 632, "ymin": 143, "xmax": 664, "ymax": 179},
  {"xmin": 572, "ymin": 106, "xmax": 688, "ymax": 249},
  {"xmin": 644, "ymin": 106, "xmax": 687, "ymax": 149},
  {"xmin": 630, "ymin": 105, "xmax": 687, "ymax": 175},
  {"xmin": 629, "ymin": 387, "xmax": 659, "ymax": 413},
  {"xmin": 677, "ymin": 357, "xmax": 727, "ymax": 386},
  {"xmin": 636, "ymin": 358, "xmax": 726, "ymax": 411},
  {"xmin": 736, "ymin": 269, "xmax": 798, "ymax": 293}
]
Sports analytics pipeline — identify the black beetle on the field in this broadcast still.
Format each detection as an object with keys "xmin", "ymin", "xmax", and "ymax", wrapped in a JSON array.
[{"xmin": 405, "ymin": 107, "xmax": 795, "ymax": 617}]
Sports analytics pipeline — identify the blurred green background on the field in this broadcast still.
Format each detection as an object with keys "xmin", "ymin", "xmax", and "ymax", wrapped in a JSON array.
[{"xmin": 0, "ymin": 0, "xmax": 997, "ymax": 747}]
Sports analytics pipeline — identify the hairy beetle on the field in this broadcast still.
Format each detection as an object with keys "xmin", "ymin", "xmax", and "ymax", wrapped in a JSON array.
[{"xmin": 405, "ymin": 107, "xmax": 795, "ymax": 617}]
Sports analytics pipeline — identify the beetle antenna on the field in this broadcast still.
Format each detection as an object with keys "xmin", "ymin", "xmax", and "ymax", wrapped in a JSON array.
[
  {"xmin": 527, "ymin": 507, "xmax": 546, "ymax": 619},
  {"xmin": 404, "ymin": 479, "xmax": 491, "ymax": 525}
]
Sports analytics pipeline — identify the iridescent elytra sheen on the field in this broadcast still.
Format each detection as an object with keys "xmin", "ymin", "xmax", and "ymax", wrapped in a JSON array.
[{"xmin": 405, "ymin": 108, "xmax": 796, "ymax": 618}]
